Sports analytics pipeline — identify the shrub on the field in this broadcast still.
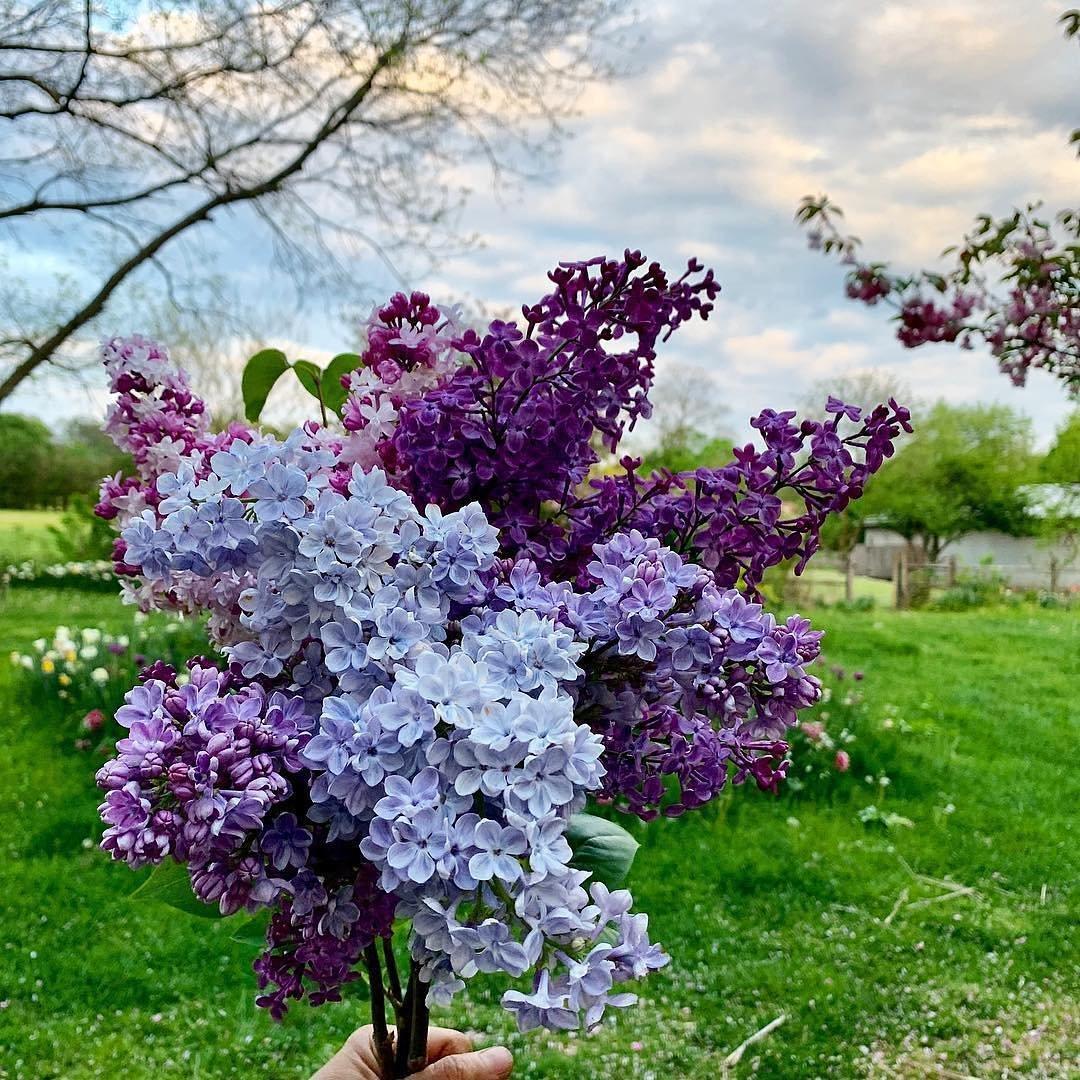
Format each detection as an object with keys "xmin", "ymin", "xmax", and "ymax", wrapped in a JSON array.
[{"xmin": 933, "ymin": 567, "xmax": 1008, "ymax": 611}]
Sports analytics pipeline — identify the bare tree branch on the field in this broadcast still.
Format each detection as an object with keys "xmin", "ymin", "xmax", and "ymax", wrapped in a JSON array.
[{"xmin": 0, "ymin": 0, "xmax": 624, "ymax": 403}]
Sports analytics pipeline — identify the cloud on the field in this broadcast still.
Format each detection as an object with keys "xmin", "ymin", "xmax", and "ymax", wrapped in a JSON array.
[{"xmin": 7, "ymin": 0, "xmax": 1076, "ymax": 449}]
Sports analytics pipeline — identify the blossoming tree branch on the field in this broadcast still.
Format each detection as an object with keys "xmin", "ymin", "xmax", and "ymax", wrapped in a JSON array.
[
  {"xmin": 92, "ymin": 251, "xmax": 910, "ymax": 1078},
  {"xmin": 798, "ymin": 11, "xmax": 1080, "ymax": 398}
]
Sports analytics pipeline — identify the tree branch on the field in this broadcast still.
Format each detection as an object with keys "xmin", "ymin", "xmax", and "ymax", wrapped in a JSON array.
[{"xmin": 0, "ymin": 35, "xmax": 404, "ymax": 403}]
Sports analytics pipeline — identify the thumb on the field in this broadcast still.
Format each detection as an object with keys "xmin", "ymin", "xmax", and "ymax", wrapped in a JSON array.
[{"xmin": 414, "ymin": 1046, "xmax": 513, "ymax": 1080}]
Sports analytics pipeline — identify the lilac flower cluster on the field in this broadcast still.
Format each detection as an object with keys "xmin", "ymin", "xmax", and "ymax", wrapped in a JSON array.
[
  {"xmin": 92, "ymin": 248, "xmax": 909, "ymax": 1050},
  {"xmin": 255, "ymin": 866, "xmax": 398, "ymax": 1019},
  {"xmin": 103, "ymin": 437, "xmax": 668, "ymax": 1026},
  {"xmin": 97, "ymin": 662, "xmax": 311, "ymax": 913},
  {"xmin": 489, "ymin": 531, "xmax": 822, "ymax": 817},
  {"xmin": 390, "ymin": 254, "xmax": 719, "ymax": 564},
  {"xmin": 800, "ymin": 195, "xmax": 1080, "ymax": 394},
  {"xmin": 609, "ymin": 395, "xmax": 913, "ymax": 591}
]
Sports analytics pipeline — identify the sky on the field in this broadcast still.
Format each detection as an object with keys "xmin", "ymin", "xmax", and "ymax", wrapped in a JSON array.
[{"xmin": 6, "ymin": 0, "xmax": 1079, "ymax": 448}]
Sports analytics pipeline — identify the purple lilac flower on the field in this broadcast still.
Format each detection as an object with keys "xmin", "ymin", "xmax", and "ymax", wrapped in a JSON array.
[{"xmin": 93, "ymin": 247, "xmax": 907, "ymax": 1032}]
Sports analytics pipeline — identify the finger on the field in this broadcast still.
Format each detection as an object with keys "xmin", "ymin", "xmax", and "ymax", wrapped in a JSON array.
[
  {"xmin": 424, "ymin": 1027, "xmax": 475, "ymax": 1061},
  {"xmin": 415, "ymin": 1046, "xmax": 513, "ymax": 1080},
  {"xmin": 310, "ymin": 1025, "xmax": 380, "ymax": 1080}
]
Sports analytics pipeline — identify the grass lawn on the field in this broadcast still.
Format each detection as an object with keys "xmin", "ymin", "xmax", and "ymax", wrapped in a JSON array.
[
  {"xmin": 0, "ymin": 588, "xmax": 1076, "ymax": 1079},
  {"xmin": 784, "ymin": 566, "xmax": 895, "ymax": 607},
  {"xmin": 0, "ymin": 509, "xmax": 63, "ymax": 566}
]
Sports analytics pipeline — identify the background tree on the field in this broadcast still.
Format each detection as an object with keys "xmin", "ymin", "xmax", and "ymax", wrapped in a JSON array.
[
  {"xmin": 797, "ymin": 9, "xmax": 1080, "ymax": 396},
  {"xmin": 0, "ymin": 0, "xmax": 623, "ymax": 403},
  {"xmin": 859, "ymin": 402, "xmax": 1036, "ymax": 562},
  {"xmin": 0, "ymin": 412, "xmax": 129, "ymax": 507},
  {"xmin": 1041, "ymin": 410, "xmax": 1080, "ymax": 482},
  {"xmin": 1033, "ymin": 411, "xmax": 1080, "ymax": 588},
  {"xmin": 0, "ymin": 413, "xmax": 53, "ymax": 507},
  {"xmin": 51, "ymin": 418, "xmax": 129, "ymax": 500},
  {"xmin": 636, "ymin": 364, "xmax": 733, "ymax": 473}
]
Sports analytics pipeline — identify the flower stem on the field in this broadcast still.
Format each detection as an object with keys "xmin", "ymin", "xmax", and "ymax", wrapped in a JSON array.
[
  {"xmin": 406, "ymin": 960, "xmax": 430, "ymax": 1075},
  {"xmin": 363, "ymin": 944, "xmax": 395, "ymax": 1080},
  {"xmin": 391, "ymin": 958, "xmax": 430, "ymax": 1078},
  {"xmin": 382, "ymin": 935, "xmax": 404, "ymax": 1009}
]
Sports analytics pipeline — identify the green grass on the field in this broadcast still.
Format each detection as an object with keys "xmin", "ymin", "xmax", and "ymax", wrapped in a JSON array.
[
  {"xmin": 0, "ymin": 590, "xmax": 1076, "ymax": 1079},
  {"xmin": 789, "ymin": 565, "xmax": 895, "ymax": 606},
  {"xmin": 0, "ymin": 509, "xmax": 63, "ymax": 565}
]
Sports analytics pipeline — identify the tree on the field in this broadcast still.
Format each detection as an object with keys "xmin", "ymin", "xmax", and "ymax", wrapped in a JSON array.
[
  {"xmin": 859, "ymin": 402, "xmax": 1036, "ymax": 562},
  {"xmin": 1041, "ymin": 410, "xmax": 1080, "ymax": 482},
  {"xmin": 0, "ymin": 0, "xmax": 623, "ymax": 403},
  {"xmin": 51, "ymin": 418, "xmax": 129, "ymax": 500},
  {"xmin": 1036, "ymin": 412, "xmax": 1080, "ymax": 584},
  {"xmin": 800, "ymin": 370, "xmax": 916, "ymax": 420},
  {"xmin": 0, "ymin": 412, "xmax": 53, "ymax": 506},
  {"xmin": 797, "ymin": 9, "xmax": 1080, "ymax": 396},
  {"xmin": 637, "ymin": 364, "xmax": 733, "ymax": 473}
]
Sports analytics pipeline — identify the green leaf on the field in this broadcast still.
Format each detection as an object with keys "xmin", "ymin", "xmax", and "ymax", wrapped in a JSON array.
[
  {"xmin": 129, "ymin": 861, "xmax": 221, "ymax": 918},
  {"xmin": 230, "ymin": 911, "xmax": 271, "ymax": 948},
  {"xmin": 242, "ymin": 348, "xmax": 289, "ymax": 422},
  {"xmin": 322, "ymin": 353, "xmax": 363, "ymax": 416},
  {"xmin": 566, "ymin": 813, "xmax": 640, "ymax": 887},
  {"xmin": 291, "ymin": 359, "xmax": 323, "ymax": 401}
]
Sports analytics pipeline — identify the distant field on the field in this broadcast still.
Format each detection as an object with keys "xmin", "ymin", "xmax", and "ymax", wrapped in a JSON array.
[
  {"xmin": 0, "ymin": 508, "xmax": 63, "ymax": 565},
  {"xmin": 795, "ymin": 565, "xmax": 895, "ymax": 606}
]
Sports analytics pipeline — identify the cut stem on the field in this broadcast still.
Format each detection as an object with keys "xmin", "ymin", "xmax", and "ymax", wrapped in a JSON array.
[
  {"xmin": 363, "ymin": 944, "xmax": 396, "ymax": 1079},
  {"xmin": 382, "ymin": 935, "xmax": 404, "ymax": 1009},
  {"xmin": 406, "ymin": 961, "xmax": 430, "ymax": 1075},
  {"xmin": 390, "ymin": 959, "xmax": 430, "ymax": 1078}
]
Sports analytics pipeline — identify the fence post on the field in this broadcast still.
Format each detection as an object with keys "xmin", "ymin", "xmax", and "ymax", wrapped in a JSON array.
[
  {"xmin": 893, "ymin": 549, "xmax": 906, "ymax": 609},
  {"xmin": 1050, "ymin": 556, "xmax": 1059, "ymax": 595},
  {"xmin": 845, "ymin": 551, "xmax": 855, "ymax": 604},
  {"xmin": 948, "ymin": 556, "xmax": 957, "ymax": 587}
]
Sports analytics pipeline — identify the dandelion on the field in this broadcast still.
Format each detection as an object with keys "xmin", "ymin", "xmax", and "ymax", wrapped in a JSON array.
[
  {"xmin": 41, "ymin": 657, "xmax": 55, "ymax": 675},
  {"xmin": 58, "ymin": 674, "xmax": 71, "ymax": 687}
]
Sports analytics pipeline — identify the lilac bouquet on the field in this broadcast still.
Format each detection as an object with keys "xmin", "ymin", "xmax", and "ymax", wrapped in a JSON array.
[{"xmin": 93, "ymin": 252, "xmax": 910, "ymax": 1076}]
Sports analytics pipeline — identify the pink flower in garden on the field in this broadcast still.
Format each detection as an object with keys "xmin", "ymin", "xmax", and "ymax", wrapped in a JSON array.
[
  {"xmin": 834, "ymin": 750, "xmax": 851, "ymax": 773},
  {"xmin": 83, "ymin": 709, "xmax": 105, "ymax": 732},
  {"xmin": 801, "ymin": 721, "xmax": 825, "ymax": 743}
]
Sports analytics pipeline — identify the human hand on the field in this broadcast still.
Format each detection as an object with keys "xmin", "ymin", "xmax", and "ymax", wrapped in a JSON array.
[{"xmin": 312, "ymin": 1025, "xmax": 513, "ymax": 1080}]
